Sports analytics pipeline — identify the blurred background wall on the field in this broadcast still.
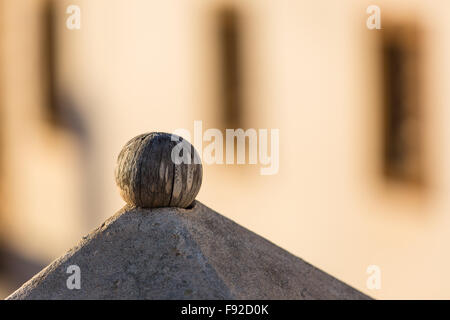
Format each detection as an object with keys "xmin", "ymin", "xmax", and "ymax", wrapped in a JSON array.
[{"xmin": 1, "ymin": 0, "xmax": 450, "ymax": 299}]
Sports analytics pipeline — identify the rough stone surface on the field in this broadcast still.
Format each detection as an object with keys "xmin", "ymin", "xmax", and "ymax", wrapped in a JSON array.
[
  {"xmin": 115, "ymin": 132, "xmax": 202, "ymax": 208},
  {"xmin": 7, "ymin": 201, "xmax": 370, "ymax": 300}
]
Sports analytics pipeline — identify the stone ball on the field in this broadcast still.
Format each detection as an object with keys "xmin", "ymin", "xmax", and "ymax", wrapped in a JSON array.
[{"xmin": 115, "ymin": 132, "xmax": 202, "ymax": 208}]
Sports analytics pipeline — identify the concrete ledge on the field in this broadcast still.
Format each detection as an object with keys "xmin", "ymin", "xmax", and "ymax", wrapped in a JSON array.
[{"xmin": 7, "ymin": 201, "xmax": 370, "ymax": 300}]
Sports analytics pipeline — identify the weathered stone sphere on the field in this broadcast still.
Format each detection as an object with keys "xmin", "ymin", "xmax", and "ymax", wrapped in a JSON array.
[{"xmin": 115, "ymin": 132, "xmax": 203, "ymax": 208}]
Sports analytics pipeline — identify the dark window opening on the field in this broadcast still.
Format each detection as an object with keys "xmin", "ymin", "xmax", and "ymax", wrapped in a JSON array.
[
  {"xmin": 380, "ymin": 23, "xmax": 424, "ymax": 185},
  {"xmin": 218, "ymin": 7, "xmax": 243, "ymax": 130}
]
